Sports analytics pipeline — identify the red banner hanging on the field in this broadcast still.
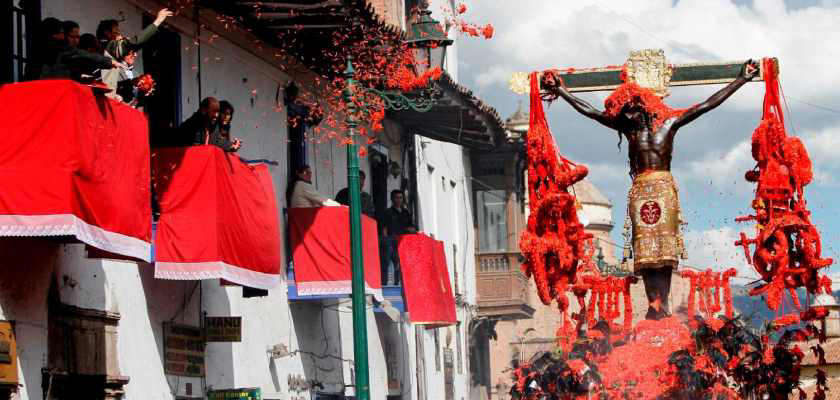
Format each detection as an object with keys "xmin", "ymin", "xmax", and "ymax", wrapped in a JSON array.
[
  {"xmin": 397, "ymin": 233, "xmax": 457, "ymax": 326},
  {"xmin": 0, "ymin": 80, "xmax": 151, "ymax": 260},
  {"xmin": 152, "ymin": 146, "xmax": 282, "ymax": 289},
  {"xmin": 288, "ymin": 207, "xmax": 382, "ymax": 300}
]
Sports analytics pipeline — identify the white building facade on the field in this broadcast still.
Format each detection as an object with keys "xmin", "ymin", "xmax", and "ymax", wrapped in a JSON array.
[{"xmin": 0, "ymin": 0, "xmax": 503, "ymax": 399}]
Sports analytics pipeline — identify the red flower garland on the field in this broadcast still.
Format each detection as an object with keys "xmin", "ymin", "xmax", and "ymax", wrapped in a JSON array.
[
  {"xmin": 681, "ymin": 268, "xmax": 737, "ymax": 320},
  {"xmin": 603, "ymin": 82, "xmax": 686, "ymax": 131},
  {"xmin": 519, "ymin": 72, "xmax": 592, "ymax": 312},
  {"xmin": 735, "ymin": 58, "xmax": 833, "ymax": 310}
]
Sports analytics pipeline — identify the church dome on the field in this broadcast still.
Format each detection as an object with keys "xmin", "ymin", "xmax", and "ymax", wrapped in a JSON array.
[
  {"xmin": 571, "ymin": 179, "xmax": 612, "ymax": 208},
  {"xmin": 571, "ymin": 179, "xmax": 613, "ymax": 231},
  {"xmin": 812, "ymin": 293, "xmax": 839, "ymax": 307}
]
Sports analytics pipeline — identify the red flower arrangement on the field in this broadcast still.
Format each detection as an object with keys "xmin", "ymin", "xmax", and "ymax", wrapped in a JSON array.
[
  {"xmin": 511, "ymin": 315, "xmax": 827, "ymax": 400},
  {"xmin": 518, "ymin": 73, "xmax": 592, "ymax": 313},
  {"xmin": 734, "ymin": 58, "xmax": 833, "ymax": 311},
  {"xmin": 509, "ymin": 57, "xmax": 833, "ymax": 400},
  {"xmin": 135, "ymin": 74, "xmax": 156, "ymax": 95},
  {"xmin": 603, "ymin": 82, "xmax": 685, "ymax": 131},
  {"xmin": 682, "ymin": 268, "xmax": 737, "ymax": 320}
]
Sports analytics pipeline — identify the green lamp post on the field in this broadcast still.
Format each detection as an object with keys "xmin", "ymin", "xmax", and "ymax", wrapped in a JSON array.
[{"xmin": 343, "ymin": 5, "xmax": 451, "ymax": 400}]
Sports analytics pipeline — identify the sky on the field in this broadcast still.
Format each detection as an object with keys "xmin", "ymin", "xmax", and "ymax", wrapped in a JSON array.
[{"xmin": 455, "ymin": 0, "xmax": 840, "ymax": 283}]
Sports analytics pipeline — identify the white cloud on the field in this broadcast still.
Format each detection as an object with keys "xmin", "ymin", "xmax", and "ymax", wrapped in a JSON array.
[
  {"xmin": 677, "ymin": 139, "xmax": 754, "ymax": 193},
  {"xmin": 474, "ymin": 65, "xmax": 513, "ymax": 88},
  {"xmin": 682, "ymin": 226, "xmax": 758, "ymax": 280},
  {"xmin": 459, "ymin": 0, "xmax": 840, "ymax": 110},
  {"xmin": 803, "ymin": 126, "xmax": 840, "ymax": 168}
]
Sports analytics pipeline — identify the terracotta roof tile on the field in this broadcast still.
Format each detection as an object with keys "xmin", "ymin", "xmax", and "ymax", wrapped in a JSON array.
[
  {"xmin": 436, "ymin": 72, "xmax": 507, "ymax": 141},
  {"xmin": 800, "ymin": 338, "xmax": 840, "ymax": 366},
  {"xmin": 798, "ymin": 377, "xmax": 840, "ymax": 400}
]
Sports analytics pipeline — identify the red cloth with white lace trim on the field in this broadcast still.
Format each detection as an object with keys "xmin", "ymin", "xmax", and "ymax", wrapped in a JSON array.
[
  {"xmin": 152, "ymin": 146, "xmax": 282, "ymax": 289},
  {"xmin": 0, "ymin": 80, "xmax": 151, "ymax": 260},
  {"xmin": 288, "ymin": 207, "xmax": 382, "ymax": 299}
]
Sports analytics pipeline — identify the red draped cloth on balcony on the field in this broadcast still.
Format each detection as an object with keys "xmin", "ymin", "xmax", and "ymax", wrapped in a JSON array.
[
  {"xmin": 0, "ymin": 80, "xmax": 151, "ymax": 260},
  {"xmin": 397, "ymin": 234, "xmax": 457, "ymax": 326},
  {"xmin": 288, "ymin": 207, "xmax": 382, "ymax": 300},
  {"xmin": 152, "ymin": 146, "xmax": 282, "ymax": 289}
]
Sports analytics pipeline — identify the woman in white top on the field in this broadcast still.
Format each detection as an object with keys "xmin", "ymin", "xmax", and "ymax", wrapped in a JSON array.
[{"xmin": 287, "ymin": 165, "xmax": 340, "ymax": 208}]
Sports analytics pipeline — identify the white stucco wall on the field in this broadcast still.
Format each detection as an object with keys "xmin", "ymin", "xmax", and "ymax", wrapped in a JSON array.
[
  {"xmin": 0, "ymin": 240, "xmax": 56, "ymax": 400},
  {"xmin": 413, "ymin": 134, "xmax": 476, "ymax": 400}
]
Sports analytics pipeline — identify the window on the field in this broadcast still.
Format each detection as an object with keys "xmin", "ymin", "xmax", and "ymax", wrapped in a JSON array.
[
  {"xmin": 142, "ymin": 15, "xmax": 181, "ymax": 146},
  {"xmin": 2, "ymin": 0, "xmax": 40, "ymax": 83},
  {"xmin": 476, "ymin": 190, "xmax": 508, "ymax": 252}
]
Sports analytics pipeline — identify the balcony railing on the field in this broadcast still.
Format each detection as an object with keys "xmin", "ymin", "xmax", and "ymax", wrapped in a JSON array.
[{"xmin": 476, "ymin": 252, "xmax": 534, "ymax": 319}]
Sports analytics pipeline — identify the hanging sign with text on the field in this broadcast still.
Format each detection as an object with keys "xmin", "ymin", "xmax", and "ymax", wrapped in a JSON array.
[
  {"xmin": 207, "ymin": 387, "xmax": 261, "ymax": 400},
  {"xmin": 205, "ymin": 316, "xmax": 242, "ymax": 342},
  {"xmin": 163, "ymin": 323, "xmax": 205, "ymax": 377}
]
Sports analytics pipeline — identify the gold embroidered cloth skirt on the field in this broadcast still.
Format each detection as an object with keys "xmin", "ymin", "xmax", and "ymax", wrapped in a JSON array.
[{"xmin": 628, "ymin": 171, "xmax": 684, "ymax": 272}]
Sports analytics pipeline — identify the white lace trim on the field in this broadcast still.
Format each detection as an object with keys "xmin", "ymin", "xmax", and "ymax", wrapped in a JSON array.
[
  {"xmin": 296, "ymin": 280, "xmax": 384, "ymax": 302},
  {"xmin": 0, "ymin": 214, "xmax": 150, "ymax": 262},
  {"xmin": 155, "ymin": 261, "xmax": 281, "ymax": 290}
]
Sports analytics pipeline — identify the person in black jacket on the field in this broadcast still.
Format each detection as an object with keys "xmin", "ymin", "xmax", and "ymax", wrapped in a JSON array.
[
  {"xmin": 335, "ymin": 170, "xmax": 375, "ymax": 217},
  {"xmin": 379, "ymin": 190, "xmax": 418, "ymax": 285},
  {"xmin": 174, "ymin": 97, "xmax": 242, "ymax": 152}
]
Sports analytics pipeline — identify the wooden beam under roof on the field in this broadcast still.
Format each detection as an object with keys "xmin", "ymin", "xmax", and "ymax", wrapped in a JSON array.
[
  {"xmin": 237, "ymin": 0, "xmax": 343, "ymax": 10},
  {"xmin": 252, "ymin": 11, "xmax": 348, "ymax": 19},
  {"xmin": 265, "ymin": 24, "xmax": 346, "ymax": 29}
]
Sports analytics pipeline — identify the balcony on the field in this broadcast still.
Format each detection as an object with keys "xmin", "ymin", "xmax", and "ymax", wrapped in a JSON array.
[{"xmin": 476, "ymin": 252, "xmax": 534, "ymax": 320}]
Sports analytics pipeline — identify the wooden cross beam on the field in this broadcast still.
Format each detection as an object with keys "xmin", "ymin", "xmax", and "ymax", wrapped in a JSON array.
[{"xmin": 510, "ymin": 49, "xmax": 776, "ymax": 96}]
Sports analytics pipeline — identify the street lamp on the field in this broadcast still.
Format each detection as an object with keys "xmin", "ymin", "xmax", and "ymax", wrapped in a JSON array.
[
  {"xmin": 343, "ymin": 10, "xmax": 452, "ymax": 400},
  {"xmin": 405, "ymin": 5, "xmax": 454, "ymax": 75}
]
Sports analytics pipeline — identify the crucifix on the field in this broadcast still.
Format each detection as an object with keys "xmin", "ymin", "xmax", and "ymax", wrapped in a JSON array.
[{"xmin": 513, "ymin": 49, "xmax": 773, "ymax": 320}]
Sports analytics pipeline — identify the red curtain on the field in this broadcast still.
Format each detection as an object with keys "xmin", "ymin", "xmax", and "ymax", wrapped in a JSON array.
[
  {"xmin": 288, "ymin": 207, "xmax": 382, "ymax": 300},
  {"xmin": 0, "ymin": 80, "xmax": 151, "ymax": 260},
  {"xmin": 152, "ymin": 146, "xmax": 282, "ymax": 289},
  {"xmin": 398, "ymin": 234, "xmax": 457, "ymax": 326}
]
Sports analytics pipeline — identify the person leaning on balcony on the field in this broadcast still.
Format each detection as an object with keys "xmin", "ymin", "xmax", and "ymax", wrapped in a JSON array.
[
  {"xmin": 379, "ymin": 189, "xmax": 417, "ymax": 285},
  {"xmin": 97, "ymin": 8, "xmax": 172, "ymax": 94},
  {"xmin": 335, "ymin": 170, "xmax": 375, "ymax": 217},
  {"xmin": 170, "ymin": 96, "xmax": 216, "ymax": 147},
  {"xmin": 287, "ymin": 165, "xmax": 341, "ymax": 208},
  {"xmin": 23, "ymin": 17, "xmax": 64, "ymax": 81},
  {"xmin": 25, "ymin": 18, "xmax": 121, "ymax": 82},
  {"xmin": 173, "ymin": 97, "xmax": 240, "ymax": 152},
  {"xmin": 215, "ymin": 101, "xmax": 244, "ymax": 152}
]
